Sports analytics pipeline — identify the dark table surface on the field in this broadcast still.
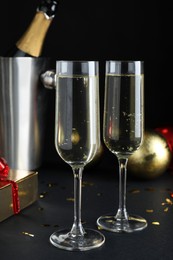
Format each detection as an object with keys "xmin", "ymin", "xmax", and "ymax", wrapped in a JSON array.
[{"xmin": 1, "ymin": 163, "xmax": 173, "ymax": 260}]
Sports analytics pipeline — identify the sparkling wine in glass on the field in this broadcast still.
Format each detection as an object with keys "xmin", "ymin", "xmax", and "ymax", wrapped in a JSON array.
[
  {"xmin": 49, "ymin": 60, "xmax": 105, "ymax": 251},
  {"xmin": 97, "ymin": 60, "xmax": 148, "ymax": 233}
]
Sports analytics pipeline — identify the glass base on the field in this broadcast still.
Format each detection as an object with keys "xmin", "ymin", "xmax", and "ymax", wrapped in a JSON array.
[
  {"xmin": 50, "ymin": 228, "xmax": 105, "ymax": 251},
  {"xmin": 97, "ymin": 214, "xmax": 148, "ymax": 233}
]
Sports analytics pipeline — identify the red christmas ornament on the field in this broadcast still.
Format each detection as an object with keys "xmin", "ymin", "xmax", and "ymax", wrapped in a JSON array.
[{"xmin": 155, "ymin": 127, "xmax": 173, "ymax": 170}]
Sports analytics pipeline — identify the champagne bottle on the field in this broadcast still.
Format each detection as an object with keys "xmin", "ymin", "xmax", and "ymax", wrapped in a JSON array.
[{"xmin": 4, "ymin": 0, "xmax": 58, "ymax": 57}]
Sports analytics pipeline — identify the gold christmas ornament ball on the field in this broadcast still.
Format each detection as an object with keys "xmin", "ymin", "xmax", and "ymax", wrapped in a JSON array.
[
  {"xmin": 71, "ymin": 129, "xmax": 80, "ymax": 144},
  {"xmin": 128, "ymin": 129, "xmax": 172, "ymax": 180}
]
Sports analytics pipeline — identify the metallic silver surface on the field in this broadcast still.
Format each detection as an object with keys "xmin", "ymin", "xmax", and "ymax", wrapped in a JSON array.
[
  {"xmin": 0, "ymin": 57, "xmax": 51, "ymax": 170},
  {"xmin": 40, "ymin": 70, "xmax": 56, "ymax": 89}
]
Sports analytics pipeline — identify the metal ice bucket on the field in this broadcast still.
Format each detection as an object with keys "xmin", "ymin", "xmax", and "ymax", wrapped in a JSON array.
[{"xmin": 0, "ymin": 57, "xmax": 51, "ymax": 170}]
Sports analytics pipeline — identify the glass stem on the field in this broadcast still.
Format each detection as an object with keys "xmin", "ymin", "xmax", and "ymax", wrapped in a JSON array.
[
  {"xmin": 70, "ymin": 167, "xmax": 86, "ymax": 237},
  {"xmin": 115, "ymin": 158, "xmax": 129, "ymax": 220}
]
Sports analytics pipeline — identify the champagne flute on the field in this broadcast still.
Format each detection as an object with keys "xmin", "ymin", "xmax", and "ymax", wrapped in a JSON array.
[
  {"xmin": 50, "ymin": 60, "xmax": 105, "ymax": 251},
  {"xmin": 97, "ymin": 60, "xmax": 147, "ymax": 233}
]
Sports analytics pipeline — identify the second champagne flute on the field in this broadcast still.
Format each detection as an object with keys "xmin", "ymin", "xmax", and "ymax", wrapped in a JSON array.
[
  {"xmin": 97, "ymin": 60, "xmax": 148, "ymax": 233},
  {"xmin": 50, "ymin": 60, "xmax": 105, "ymax": 251}
]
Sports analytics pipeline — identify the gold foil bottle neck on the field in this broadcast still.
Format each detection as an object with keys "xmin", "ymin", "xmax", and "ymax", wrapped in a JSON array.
[{"xmin": 16, "ymin": 12, "xmax": 53, "ymax": 57}]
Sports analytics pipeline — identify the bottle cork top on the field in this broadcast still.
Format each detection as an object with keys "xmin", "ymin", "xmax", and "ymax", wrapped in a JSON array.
[{"xmin": 37, "ymin": 0, "xmax": 59, "ymax": 19}]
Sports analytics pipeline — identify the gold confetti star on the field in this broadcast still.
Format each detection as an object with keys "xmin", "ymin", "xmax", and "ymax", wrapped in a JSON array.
[
  {"xmin": 98, "ymin": 226, "xmax": 103, "ymax": 230},
  {"xmin": 146, "ymin": 209, "xmax": 154, "ymax": 213},
  {"xmin": 39, "ymin": 191, "xmax": 47, "ymax": 198},
  {"xmin": 22, "ymin": 232, "xmax": 34, "ymax": 237},
  {"xmin": 66, "ymin": 197, "xmax": 75, "ymax": 202},
  {"xmin": 129, "ymin": 189, "xmax": 140, "ymax": 194},
  {"xmin": 152, "ymin": 222, "xmax": 160, "ymax": 225},
  {"xmin": 161, "ymin": 197, "xmax": 173, "ymax": 212}
]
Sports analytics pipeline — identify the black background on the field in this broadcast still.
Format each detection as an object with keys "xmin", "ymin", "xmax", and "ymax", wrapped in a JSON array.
[
  {"xmin": 1, "ymin": 4, "xmax": 173, "ymax": 259},
  {"xmin": 0, "ymin": 0, "xmax": 172, "ymax": 167}
]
